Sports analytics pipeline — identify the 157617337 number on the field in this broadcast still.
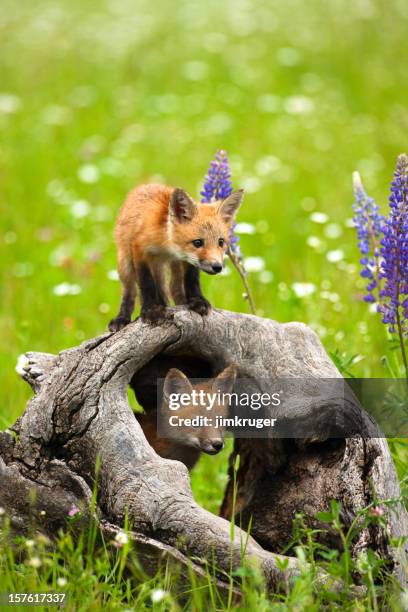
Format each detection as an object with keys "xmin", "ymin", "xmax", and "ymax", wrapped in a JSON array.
[{"xmin": 0, "ymin": 593, "xmax": 66, "ymax": 606}]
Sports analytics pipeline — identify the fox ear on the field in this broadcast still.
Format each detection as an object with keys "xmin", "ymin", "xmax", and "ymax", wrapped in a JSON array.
[
  {"xmin": 212, "ymin": 364, "xmax": 237, "ymax": 395},
  {"xmin": 217, "ymin": 190, "xmax": 244, "ymax": 224},
  {"xmin": 163, "ymin": 368, "xmax": 193, "ymax": 402},
  {"xmin": 169, "ymin": 189, "xmax": 197, "ymax": 223}
]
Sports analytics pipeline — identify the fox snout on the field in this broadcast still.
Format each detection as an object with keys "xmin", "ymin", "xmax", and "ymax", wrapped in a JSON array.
[
  {"xmin": 200, "ymin": 261, "xmax": 224, "ymax": 275},
  {"xmin": 200, "ymin": 439, "xmax": 224, "ymax": 454}
]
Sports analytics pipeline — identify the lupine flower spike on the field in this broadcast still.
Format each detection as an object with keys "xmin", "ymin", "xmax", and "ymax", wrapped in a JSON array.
[
  {"xmin": 201, "ymin": 150, "xmax": 256, "ymax": 313},
  {"xmin": 353, "ymin": 154, "xmax": 408, "ymax": 378}
]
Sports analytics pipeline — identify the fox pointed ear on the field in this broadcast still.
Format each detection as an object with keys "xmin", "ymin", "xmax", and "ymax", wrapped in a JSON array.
[
  {"xmin": 163, "ymin": 368, "xmax": 193, "ymax": 403},
  {"xmin": 217, "ymin": 190, "xmax": 244, "ymax": 224},
  {"xmin": 169, "ymin": 188, "xmax": 197, "ymax": 223},
  {"xmin": 212, "ymin": 364, "xmax": 237, "ymax": 395}
]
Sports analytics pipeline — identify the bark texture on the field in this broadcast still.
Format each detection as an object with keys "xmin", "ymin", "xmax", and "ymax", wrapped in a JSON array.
[{"xmin": 0, "ymin": 308, "xmax": 406, "ymax": 591}]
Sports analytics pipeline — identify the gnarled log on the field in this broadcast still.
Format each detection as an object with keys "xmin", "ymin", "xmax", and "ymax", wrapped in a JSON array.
[{"xmin": 0, "ymin": 308, "xmax": 406, "ymax": 591}]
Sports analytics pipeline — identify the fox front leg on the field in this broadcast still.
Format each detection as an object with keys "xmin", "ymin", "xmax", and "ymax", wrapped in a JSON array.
[
  {"xmin": 184, "ymin": 265, "xmax": 211, "ymax": 315},
  {"xmin": 108, "ymin": 258, "xmax": 137, "ymax": 332},
  {"xmin": 138, "ymin": 262, "xmax": 170, "ymax": 324}
]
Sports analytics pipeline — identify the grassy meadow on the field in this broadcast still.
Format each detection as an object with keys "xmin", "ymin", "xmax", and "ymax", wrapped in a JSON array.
[{"xmin": 1, "ymin": 0, "xmax": 408, "ymax": 608}]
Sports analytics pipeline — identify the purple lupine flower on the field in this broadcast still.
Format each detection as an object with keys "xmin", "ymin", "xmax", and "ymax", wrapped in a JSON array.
[
  {"xmin": 200, "ymin": 150, "xmax": 233, "ymax": 202},
  {"xmin": 378, "ymin": 154, "xmax": 408, "ymax": 334},
  {"xmin": 352, "ymin": 171, "xmax": 384, "ymax": 303},
  {"xmin": 201, "ymin": 150, "xmax": 240, "ymax": 255}
]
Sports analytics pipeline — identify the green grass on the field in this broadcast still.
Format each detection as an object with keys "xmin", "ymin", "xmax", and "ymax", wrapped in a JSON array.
[{"xmin": 1, "ymin": 0, "xmax": 408, "ymax": 608}]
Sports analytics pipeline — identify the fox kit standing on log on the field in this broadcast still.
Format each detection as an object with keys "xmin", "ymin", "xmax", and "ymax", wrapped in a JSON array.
[
  {"xmin": 109, "ymin": 184, "xmax": 244, "ymax": 331},
  {"xmin": 136, "ymin": 364, "xmax": 237, "ymax": 470}
]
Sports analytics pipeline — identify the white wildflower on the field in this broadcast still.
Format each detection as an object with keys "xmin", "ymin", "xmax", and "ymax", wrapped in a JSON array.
[
  {"xmin": 57, "ymin": 577, "xmax": 67, "ymax": 587},
  {"xmin": 53, "ymin": 283, "xmax": 81, "ymax": 296},
  {"xmin": 107, "ymin": 269, "xmax": 119, "ymax": 281},
  {"xmin": 326, "ymin": 249, "xmax": 344, "ymax": 263},
  {"xmin": 234, "ymin": 222, "xmax": 256, "ymax": 234},
  {"xmin": 77, "ymin": 164, "xmax": 100, "ymax": 184},
  {"xmin": 115, "ymin": 531, "xmax": 129, "ymax": 546},
  {"xmin": 0, "ymin": 93, "xmax": 22, "ymax": 113},
  {"xmin": 306, "ymin": 236, "xmax": 321, "ymax": 249},
  {"xmin": 70, "ymin": 200, "xmax": 90, "ymax": 219},
  {"xmin": 28, "ymin": 556, "xmax": 42, "ymax": 568},
  {"xmin": 324, "ymin": 223, "xmax": 343, "ymax": 239},
  {"xmin": 284, "ymin": 95, "xmax": 314, "ymax": 114},
  {"xmin": 243, "ymin": 257, "xmax": 265, "ymax": 272},
  {"xmin": 151, "ymin": 589, "xmax": 167, "ymax": 603},
  {"xmin": 310, "ymin": 212, "xmax": 328, "ymax": 224},
  {"xmin": 292, "ymin": 282, "xmax": 316, "ymax": 298},
  {"xmin": 258, "ymin": 270, "xmax": 274, "ymax": 284}
]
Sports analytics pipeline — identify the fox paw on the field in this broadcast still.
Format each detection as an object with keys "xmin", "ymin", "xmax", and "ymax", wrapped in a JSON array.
[
  {"xmin": 140, "ymin": 305, "xmax": 172, "ymax": 325},
  {"xmin": 187, "ymin": 297, "xmax": 211, "ymax": 316},
  {"xmin": 108, "ymin": 316, "xmax": 131, "ymax": 332}
]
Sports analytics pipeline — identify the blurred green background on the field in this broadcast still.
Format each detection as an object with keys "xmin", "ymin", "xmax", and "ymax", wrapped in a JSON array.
[{"xmin": 1, "ymin": 0, "xmax": 407, "ymax": 444}]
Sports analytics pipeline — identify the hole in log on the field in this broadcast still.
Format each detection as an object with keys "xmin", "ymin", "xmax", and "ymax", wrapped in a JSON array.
[
  {"xmin": 237, "ymin": 438, "xmax": 347, "ymax": 553},
  {"xmin": 129, "ymin": 353, "xmax": 213, "ymax": 413}
]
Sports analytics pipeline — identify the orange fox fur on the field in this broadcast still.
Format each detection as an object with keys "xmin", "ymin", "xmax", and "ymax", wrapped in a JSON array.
[
  {"xmin": 135, "ymin": 364, "xmax": 237, "ymax": 470},
  {"xmin": 109, "ymin": 183, "xmax": 244, "ymax": 331}
]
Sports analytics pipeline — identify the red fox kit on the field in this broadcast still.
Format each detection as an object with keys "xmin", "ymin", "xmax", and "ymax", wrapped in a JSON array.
[
  {"xmin": 109, "ymin": 183, "xmax": 244, "ymax": 331},
  {"xmin": 135, "ymin": 364, "xmax": 237, "ymax": 470}
]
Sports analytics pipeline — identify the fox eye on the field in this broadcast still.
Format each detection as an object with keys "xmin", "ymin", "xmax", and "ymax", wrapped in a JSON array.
[
  {"xmin": 192, "ymin": 239, "xmax": 204, "ymax": 248},
  {"xmin": 218, "ymin": 238, "xmax": 225, "ymax": 247}
]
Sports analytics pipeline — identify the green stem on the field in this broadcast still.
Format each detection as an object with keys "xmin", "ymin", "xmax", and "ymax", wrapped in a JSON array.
[{"xmin": 227, "ymin": 248, "xmax": 256, "ymax": 315}]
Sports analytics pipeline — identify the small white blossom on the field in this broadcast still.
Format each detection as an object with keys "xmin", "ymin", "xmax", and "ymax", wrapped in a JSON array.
[
  {"xmin": 115, "ymin": 531, "xmax": 129, "ymax": 546},
  {"xmin": 70, "ymin": 200, "xmax": 90, "ymax": 219},
  {"xmin": 28, "ymin": 556, "xmax": 42, "ymax": 568},
  {"xmin": 234, "ymin": 222, "xmax": 256, "ymax": 235},
  {"xmin": 258, "ymin": 270, "xmax": 274, "ymax": 284},
  {"xmin": 292, "ymin": 282, "xmax": 316, "ymax": 298},
  {"xmin": 57, "ymin": 577, "xmax": 67, "ymax": 587},
  {"xmin": 25, "ymin": 539, "xmax": 35, "ymax": 549},
  {"xmin": 53, "ymin": 283, "xmax": 81, "ymax": 296},
  {"xmin": 0, "ymin": 507, "xmax": 5, "ymax": 516},
  {"xmin": 326, "ymin": 249, "xmax": 345, "ymax": 263},
  {"xmin": 284, "ymin": 95, "xmax": 314, "ymax": 115},
  {"xmin": 306, "ymin": 236, "xmax": 322, "ymax": 249},
  {"xmin": 324, "ymin": 223, "xmax": 343, "ymax": 239},
  {"xmin": 0, "ymin": 93, "xmax": 22, "ymax": 113},
  {"xmin": 151, "ymin": 589, "xmax": 167, "ymax": 603},
  {"xmin": 77, "ymin": 164, "xmax": 100, "ymax": 184},
  {"xmin": 107, "ymin": 269, "xmax": 119, "ymax": 281},
  {"xmin": 243, "ymin": 256, "xmax": 265, "ymax": 272},
  {"xmin": 310, "ymin": 212, "xmax": 328, "ymax": 224}
]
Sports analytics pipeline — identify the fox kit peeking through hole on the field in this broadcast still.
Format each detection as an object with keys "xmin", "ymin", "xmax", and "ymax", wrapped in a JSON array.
[
  {"xmin": 135, "ymin": 364, "xmax": 237, "ymax": 470},
  {"xmin": 109, "ymin": 183, "xmax": 244, "ymax": 331}
]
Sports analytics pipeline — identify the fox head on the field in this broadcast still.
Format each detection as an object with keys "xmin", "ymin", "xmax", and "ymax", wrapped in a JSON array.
[
  {"xmin": 168, "ymin": 188, "xmax": 244, "ymax": 274},
  {"xmin": 161, "ymin": 364, "xmax": 237, "ymax": 455}
]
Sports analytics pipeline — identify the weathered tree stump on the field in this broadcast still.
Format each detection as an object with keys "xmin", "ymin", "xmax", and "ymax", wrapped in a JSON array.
[{"xmin": 0, "ymin": 308, "xmax": 406, "ymax": 592}]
